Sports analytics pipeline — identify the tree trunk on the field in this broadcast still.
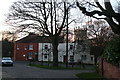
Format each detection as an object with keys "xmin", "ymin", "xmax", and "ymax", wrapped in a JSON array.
[{"xmin": 51, "ymin": 35, "xmax": 59, "ymax": 67}]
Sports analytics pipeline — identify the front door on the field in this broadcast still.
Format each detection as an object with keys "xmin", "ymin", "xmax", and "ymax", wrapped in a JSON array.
[{"xmin": 63, "ymin": 56, "xmax": 68, "ymax": 63}]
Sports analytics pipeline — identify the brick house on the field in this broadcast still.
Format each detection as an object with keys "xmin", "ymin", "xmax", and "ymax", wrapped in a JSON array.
[
  {"xmin": 14, "ymin": 33, "xmax": 41, "ymax": 61},
  {"xmin": 14, "ymin": 33, "xmax": 64, "ymax": 61}
]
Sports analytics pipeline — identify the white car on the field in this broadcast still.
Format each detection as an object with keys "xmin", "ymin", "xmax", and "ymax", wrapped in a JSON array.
[{"xmin": 2, "ymin": 57, "xmax": 13, "ymax": 66}]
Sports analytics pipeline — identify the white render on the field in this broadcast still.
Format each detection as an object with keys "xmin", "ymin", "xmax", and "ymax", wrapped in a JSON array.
[{"xmin": 38, "ymin": 42, "xmax": 94, "ymax": 64}]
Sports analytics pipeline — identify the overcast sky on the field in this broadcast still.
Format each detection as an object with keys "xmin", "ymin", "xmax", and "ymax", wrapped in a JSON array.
[
  {"xmin": 0, "ymin": 0, "xmax": 18, "ymax": 31},
  {"xmin": 0, "ymin": 0, "xmax": 119, "ymax": 32}
]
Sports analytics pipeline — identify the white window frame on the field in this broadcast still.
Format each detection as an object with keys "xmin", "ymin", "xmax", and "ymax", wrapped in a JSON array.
[
  {"xmin": 70, "ymin": 45, "xmax": 73, "ymax": 50},
  {"xmin": 91, "ymin": 56, "xmax": 93, "ymax": 61},
  {"xmin": 44, "ymin": 54, "xmax": 48, "ymax": 59},
  {"xmin": 44, "ymin": 45, "xmax": 48, "ymax": 50}
]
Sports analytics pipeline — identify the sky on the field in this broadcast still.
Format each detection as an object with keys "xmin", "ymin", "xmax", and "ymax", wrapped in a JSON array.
[
  {"xmin": 0, "ymin": 0, "xmax": 119, "ymax": 33},
  {"xmin": 0, "ymin": 0, "xmax": 17, "ymax": 40},
  {"xmin": 0, "ymin": 0, "xmax": 19, "ymax": 32}
]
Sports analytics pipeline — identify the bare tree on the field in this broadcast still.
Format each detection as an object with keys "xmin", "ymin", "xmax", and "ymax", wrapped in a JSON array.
[
  {"xmin": 7, "ymin": 0, "xmax": 75, "ymax": 67},
  {"xmin": 87, "ymin": 20, "xmax": 116, "ymax": 46},
  {"xmin": 76, "ymin": 0, "xmax": 120, "ymax": 35}
]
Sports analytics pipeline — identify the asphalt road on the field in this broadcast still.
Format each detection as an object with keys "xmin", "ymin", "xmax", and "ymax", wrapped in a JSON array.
[{"xmin": 2, "ymin": 61, "xmax": 94, "ymax": 79}]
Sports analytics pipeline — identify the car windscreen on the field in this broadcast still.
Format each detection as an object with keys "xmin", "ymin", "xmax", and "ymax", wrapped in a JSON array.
[{"xmin": 2, "ymin": 58, "xmax": 11, "ymax": 60}]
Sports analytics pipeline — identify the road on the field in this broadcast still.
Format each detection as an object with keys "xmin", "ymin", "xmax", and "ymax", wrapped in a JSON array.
[{"xmin": 2, "ymin": 61, "xmax": 94, "ymax": 79}]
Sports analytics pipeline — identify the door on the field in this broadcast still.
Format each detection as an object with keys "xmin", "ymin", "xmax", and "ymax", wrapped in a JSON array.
[{"xmin": 63, "ymin": 56, "xmax": 68, "ymax": 63}]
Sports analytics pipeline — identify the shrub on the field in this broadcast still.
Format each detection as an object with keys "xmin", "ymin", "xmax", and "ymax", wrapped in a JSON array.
[{"xmin": 103, "ymin": 36, "xmax": 120, "ymax": 66}]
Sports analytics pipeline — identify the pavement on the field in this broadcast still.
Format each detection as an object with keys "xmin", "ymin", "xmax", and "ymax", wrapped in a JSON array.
[{"xmin": 2, "ymin": 61, "xmax": 94, "ymax": 79}]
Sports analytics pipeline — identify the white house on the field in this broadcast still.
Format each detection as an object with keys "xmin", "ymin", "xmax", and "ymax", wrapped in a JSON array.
[
  {"xmin": 38, "ymin": 29, "xmax": 95, "ymax": 64},
  {"xmin": 38, "ymin": 42, "xmax": 94, "ymax": 64}
]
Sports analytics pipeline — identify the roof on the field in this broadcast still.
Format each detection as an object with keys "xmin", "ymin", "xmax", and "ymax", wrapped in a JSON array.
[{"xmin": 16, "ymin": 33, "xmax": 64, "ymax": 43}]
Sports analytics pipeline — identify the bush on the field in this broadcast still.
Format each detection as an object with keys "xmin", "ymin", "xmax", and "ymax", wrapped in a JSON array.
[
  {"xmin": 94, "ymin": 64, "xmax": 99, "ymax": 73},
  {"xmin": 103, "ymin": 36, "xmax": 120, "ymax": 66}
]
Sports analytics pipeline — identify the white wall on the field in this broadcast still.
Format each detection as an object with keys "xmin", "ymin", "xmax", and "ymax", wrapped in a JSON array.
[
  {"xmin": 38, "ymin": 43, "xmax": 94, "ymax": 64},
  {"xmin": 38, "ymin": 43, "xmax": 53, "ymax": 62}
]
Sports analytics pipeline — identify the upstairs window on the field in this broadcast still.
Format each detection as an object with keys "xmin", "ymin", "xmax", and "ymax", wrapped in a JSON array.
[
  {"xmin": 24, "ymin": 45, "xmax": 27, "ymax": 50},
  {"xmin": 70, "ymin": 45, "xmax": 73, "ymax": 50},
  {"xmin": 44, "ymin": 45, "xmax": 48, "ymax": 49},
  {"xmin": 29, "ymin": 44, "xmax": 33, "ymax": 50}
]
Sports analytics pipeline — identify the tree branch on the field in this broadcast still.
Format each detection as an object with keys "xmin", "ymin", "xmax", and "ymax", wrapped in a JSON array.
[
  {"xmin": 94, "ymin": 0, "xmax": 105, "ymax": 11},
  {"xmin": 58, "ymin": 2, "xmax": 67, "ymax": 35}
]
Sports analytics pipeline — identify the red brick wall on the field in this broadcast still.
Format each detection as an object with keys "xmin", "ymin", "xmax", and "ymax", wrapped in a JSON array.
[
  {"xmin": 98, "ymin": 58, "xmax": 120, "ymax": 78},
  {"xmin": 14, "ymin": 42, "xmax": 38, "ymax": 61}
]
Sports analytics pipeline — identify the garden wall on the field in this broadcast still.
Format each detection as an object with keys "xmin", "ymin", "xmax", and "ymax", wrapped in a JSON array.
[{"xmin": 98, "ymin": 58, "xmax": 120, "ymax": 78}]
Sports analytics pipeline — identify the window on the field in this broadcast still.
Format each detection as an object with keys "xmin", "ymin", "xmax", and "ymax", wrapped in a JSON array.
[
  {"xmin": 44, "ymin": 54, "xmax": 47, "ymax": 59},
  {"xmin": 44, "ymin": 45, "xmax": 48, "ymax": 49},
  {"xmin": 24, "ymin": 45, "xmax": 27, "ymax": 50},
  {"xmin": 70, "ymin": 45, "xmax": 73, "ymax": 50},
  {"xmin": 91, "ymin": 57, "xmax": 93, "ymax": 61},
  {"xmin": 81, "ymin": 55, "xmax": 87, "ymax": 60},
  {"xmin": 70, "ymin": 56, "xmax": 74, "ymax": 62},
  {"xmin": 29, "ymin": 44, "xmax": 33, "ymax": 50},
  {"xmin": 17, "ymin": 45, "xmax": 19, "ymax": 50},
  {"xmin": 28, "ymin": 52, "xmax": 32, "ymax": 59}
]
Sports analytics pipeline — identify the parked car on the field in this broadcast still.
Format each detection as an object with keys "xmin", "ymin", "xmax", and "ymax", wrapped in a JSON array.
[{"xmin": 2, "ymin": 57, "xmax": 13, "ymax": 66}]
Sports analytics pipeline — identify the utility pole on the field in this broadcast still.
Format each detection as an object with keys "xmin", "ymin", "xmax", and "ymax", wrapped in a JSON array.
[{"xmin": 66, "ymin": 3, "xmax": 69, "ymax": 68}]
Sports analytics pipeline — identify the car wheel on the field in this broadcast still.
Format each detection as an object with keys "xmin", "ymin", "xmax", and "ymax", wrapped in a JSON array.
[{"xmin": 11, "ymin": 64, "xmax": 13, "ymax": 66}]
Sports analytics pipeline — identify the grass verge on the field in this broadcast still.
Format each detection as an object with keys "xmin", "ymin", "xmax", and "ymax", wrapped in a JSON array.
[{"xmin": 28, "ymin": 64, "xmax": 92, "ymax": 70}]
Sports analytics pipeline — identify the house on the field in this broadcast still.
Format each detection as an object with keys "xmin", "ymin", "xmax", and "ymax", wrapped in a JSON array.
[
  {"xmin": 14, "ymin": 30, "xmax": 94, "ymax": 64},
  {"xmin": 38, "ymin": 29, "xmax": 94, "ymax": 64},
  {"xmin": 14, "ymin": 33, "xmax": 40, "ymax": 61},
  {"xmin": 38, "ymin": 42, "xmax": 94, "ymax": 64},
  {"xmin": 14, "ymin": 33, "xmax": 64, "ymax": 61}
]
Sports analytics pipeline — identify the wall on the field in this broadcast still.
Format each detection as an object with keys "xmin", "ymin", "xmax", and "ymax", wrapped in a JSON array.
[
  {"xmin": 14, "ymin": 42, "xmax": 38, "ymax": 61},
  {"xmin": 38, "ymin": 43, "xmax": 94, "ymax": 64},
  {"xmin": 99, "ymin": 58, "xmax": 120, "ymax": 78}
]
